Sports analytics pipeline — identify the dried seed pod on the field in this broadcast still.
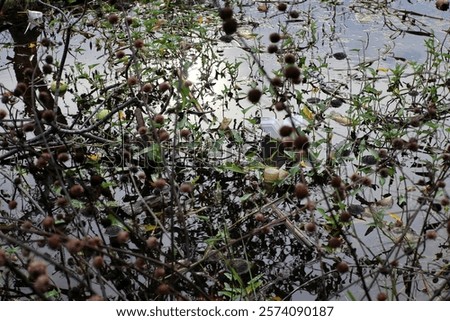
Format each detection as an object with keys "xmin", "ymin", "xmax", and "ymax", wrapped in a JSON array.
[
  {"xmin": 328, "ymin": 237, "xmax": 342, "ymax": 248},
  {"xmin": 34, "ymin": 275, "xmax": 51, "ymax": 293},
  {"xmin": 294, "ymin": 183, "xmax": 309, "ymax": 199},
  {"xmin": 108, "ymin": 13, "xmax": 119, "ymax": 24},
  {"xmin": 436, "ymin": 0, "xmax": 449, "ymax": 11},
  {"xmin": 247, "ymin": 88, "xmax": 262, "ymax": 104},
  {"xmin": 134, "ymin": 39, "xmax": 144, "ymax": 49},
  {"xmin": 47, "ymin": 234, "xmax": 62, "ymax": 250},
  {"xmin": 28, "ymin": 261, "xmax": 47, "ymax": 278},
  {"xmin": 279, "ymin": 125, "xmax": 293, "ymax": 137},
  {"xmin": 284, "ymin": 53, "xmax": 296, "ymax": 64},
  {"xmin": 180, "ymin": 182, "xmax": 193, "ymax": 193},
  {"xmin": 269, "ymin": 33, "xmax": 281, "ymax": 43},
  {"xmin": 153, "ymin": 114, "xmax": 164, "ymax": 124},
  {"xmin": 69, "ymin": 184, "xmax": 84, "ymax": 198},
  {"xmin": 154, "ymin": 178, "xmax": 167, "ymax": 189},
  {"xmin": 336, "ymin": 261, "xmax": 349, "ymax": 273},
  {"xmin": 330, "ymin": 176, "xmax": 342, "ymax": 188},
  {"xmin": 0, "ymin": 109, "xmax": 7, "ymax": 119},
  {"xmin": 146, "ymin": 236, "xmax": 159, "ymax": 249},
  {"xmin": 267, "ymin": 44, "xmax": 278, "ymax": 54},
  {"xmin": 289, "ymin": 10, "xmax": 300, "ymax": 18},
  {"xmin": 284, "ymin": 65, "xmax": 301, "ymax": 80},
  {"xmin": 42, "ymin": 110, "xmax": 55, "ymax": 122},
  {"xmin": 65, "ymin": 238, "xmax": 84, "ymax": 254},
  {"xmin": 42, "ymin": 216, "xmax": 54, "ymax": 229},
  {"xmin": 219, "ymin": 7, "xmax": 233, "ymax": 20},
  {"xmin": 180, "ymin": 128, "xmax": 191, "ymax": 138},
  {"xmin": 294, "ymin": 134, "xmax": 309, "ymax": 150},
  {"xmin": 277, "ymin": 3, "xmax": 287, "ymax": 11},
  {"xmin": 222, "ymin": 18, "xmax": 238, "ymax": 35},
  {"xmin": 93, "ymin": 256, "xmax": 104, "ymax": 268},
  {"xmin": 8, "ymin": 200, "xmax": 17, "ymax": 210},
  {"xmin": 305, "ymin": 222, "xmax": 316, "ymax": 233}
]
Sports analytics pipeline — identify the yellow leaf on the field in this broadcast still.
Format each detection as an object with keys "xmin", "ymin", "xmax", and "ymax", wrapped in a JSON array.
[
  {"xmin": 28, "ymin": 42, "xmax": 36, "ymax": 49},
  {"xmin": 389, "ymin": 213, "xmax": 401, "ymax": 221},
  {"xmin": 302, "ymin": 105, "xmax": 314, "ymax": 121},
  {"xmin": 377, "ymin": 67, "xmax": 389, "ymax": 73},
  {"xmin": 118, "ymin": 110, "xmax": 126, "ymax": 120},
  {"xmin": 329, "ymin": 111, "xmax": 352, "ymax": 126},
  {"xmin": 143, "ymin": 224, "xmax": 158, "ymax": 232},
  {"xmin": 86, "ymin": 153, "xmax": 101, "ymax": 162},
  {"xmin": 197, "ymin": 16, "xmax": 203, "ymax": 24}
]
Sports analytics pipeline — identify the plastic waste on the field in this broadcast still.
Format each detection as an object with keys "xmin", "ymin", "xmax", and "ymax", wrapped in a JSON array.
[
  {"xmin": 25, "ymin": 10, "xmax": 43, "ymax": 33},
  {"xmin": 282, "ymin": 114, "xmax": 307, "ymax": 129},
  {"xmin": 260, "ymin": 117, "xmax": 281, "ymax": 139},
  {"xmin": 260, "ymin": 114, "xmax": 307, "ymax": 139}
]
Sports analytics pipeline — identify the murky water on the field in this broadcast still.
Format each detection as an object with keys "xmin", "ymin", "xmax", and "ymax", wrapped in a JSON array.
[{"xmin": 1, "ymin": 0, "xmax": 450, "ymax": 301}]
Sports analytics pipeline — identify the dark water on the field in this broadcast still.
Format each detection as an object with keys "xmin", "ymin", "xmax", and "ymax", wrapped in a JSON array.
[{"xmin": 0, "ymin": 0, "xmax": 449, "ymax": 301}]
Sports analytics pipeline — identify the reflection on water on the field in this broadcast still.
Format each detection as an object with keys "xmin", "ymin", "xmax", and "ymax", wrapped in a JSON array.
[
  {"xmin": 2, "ymin": 1, "xmax": 448, "ymax": 123},
  {"xmin": 0, "ymin": 0, "xmax": 449, "ymax": 301}
]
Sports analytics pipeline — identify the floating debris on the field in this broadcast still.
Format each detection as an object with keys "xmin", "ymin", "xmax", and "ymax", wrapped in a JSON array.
[
  {"xmin": 329, "ymin": 111, "xmax": 352, "ymax": 126},
  {"xmin": 347, "ymin": 204, "xmax": 365, "ymax": 217},
  {"xmin": 307, "ymin": 97, "xmax": 321, "ymax": 104},
  {"xmin": 361, "ymin": 155, "xmax": 377, "ymax": 165},
  {"xmin": 226, "ymin": 258, "xmax": 254, "ymax": 275},
  {"xmin": 375, "ymin": 194, "xmax": 394, "ymax": 208},
  {"xmin": 257, "ymin": 4, "xmax": 269, "ymax": 12},
  {"xmin": 264, "ymin": 167, "xmax": 280, "ymax": 183},
  {"xmin": 260, "ymin": 115, "xmax": 307, "ymax": 139},
  {"xmin": 105, "ymin": 225, "xmax": 122, "ymax": 237},
  {"xmin": 263, "ymin": 166, "xmax": 289, "ymax": 183},
  {"xmin": 436, "ymin": 0, "xmax": 449, "ymax": 11},
  {"xmin": 330, "ymin": 98, "xmax": 344, "ymax": 108},
  {"xmin": 219, "ymin": 117, "xmax": 232, "ymax": 130},
  {"xmin": 333, "ymin": 52, "xmax": 347, "ymax": 60},
  {"xmin": 25, "ymin": 10, "xmax": 43, "ymax": 33}
]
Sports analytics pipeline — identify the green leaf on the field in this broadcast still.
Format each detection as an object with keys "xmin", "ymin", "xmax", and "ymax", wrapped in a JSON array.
[
  {"xmin": 107, "ymin": 214, "xmax": 127, "ymax": 230},
  {"xmin": 246, "ymin": 162, "xmax": 265, "ymax": 170},
  {"xmin": 245, "ymin": 117, "xmax": 258, "ymax": 125},
  {"xmin": 241, "ymin": 106, "xmax": 253, "ymax": 114},
  {"xmin": 231, "ymin": 130, "xmax": 244, "ymax": 145},
  {"xmin": 45, "ymin": 289, "xmax": 60, "ymax": 299},
  {"xmin": 105, "ymin": 200, "xmax": 119, "ymax": 207},
  {"xmin": 222, "ymin": 162, "xmax": 246, "ymax": 174},
  {"xmin": 398, "ymin": 194, "xmax": 407, "ymax": 207},
  {"xmin": 364, "ymin": 225, "xmax": 376, "ymax": 236},
  {"xmin": 6, "ymin": 247, "xmax": 19, "ymax": 254},
  {"xmin": 240, "ymin": 193, "xmax": 253, "ymax": 203},
  {"xmin": 71, "ymin": 199, "xmax": 84, "ymax": 209},
  {"xmin": 101, "ymin": 181, "xmax": 116, "ymax": 188},
  {"xmin": 146, "ymin": 144, "xmax": 162, "ymax": 162},
  {"xmin": 347, "ymin": 291, "xmax": 357, "ymax": 301},
  {"xmin": 246, "ymin": 279, "xmax": 263, "ymax": 294}
]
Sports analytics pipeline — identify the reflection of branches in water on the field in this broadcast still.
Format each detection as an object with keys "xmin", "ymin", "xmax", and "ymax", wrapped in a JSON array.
[
  {"xmin": 350, "ymin": 0, "xmax": 447, "ymax": 39},
  {"xmin": 1, "ymin": 0, "xmax": 450, "ymax": 301}
]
